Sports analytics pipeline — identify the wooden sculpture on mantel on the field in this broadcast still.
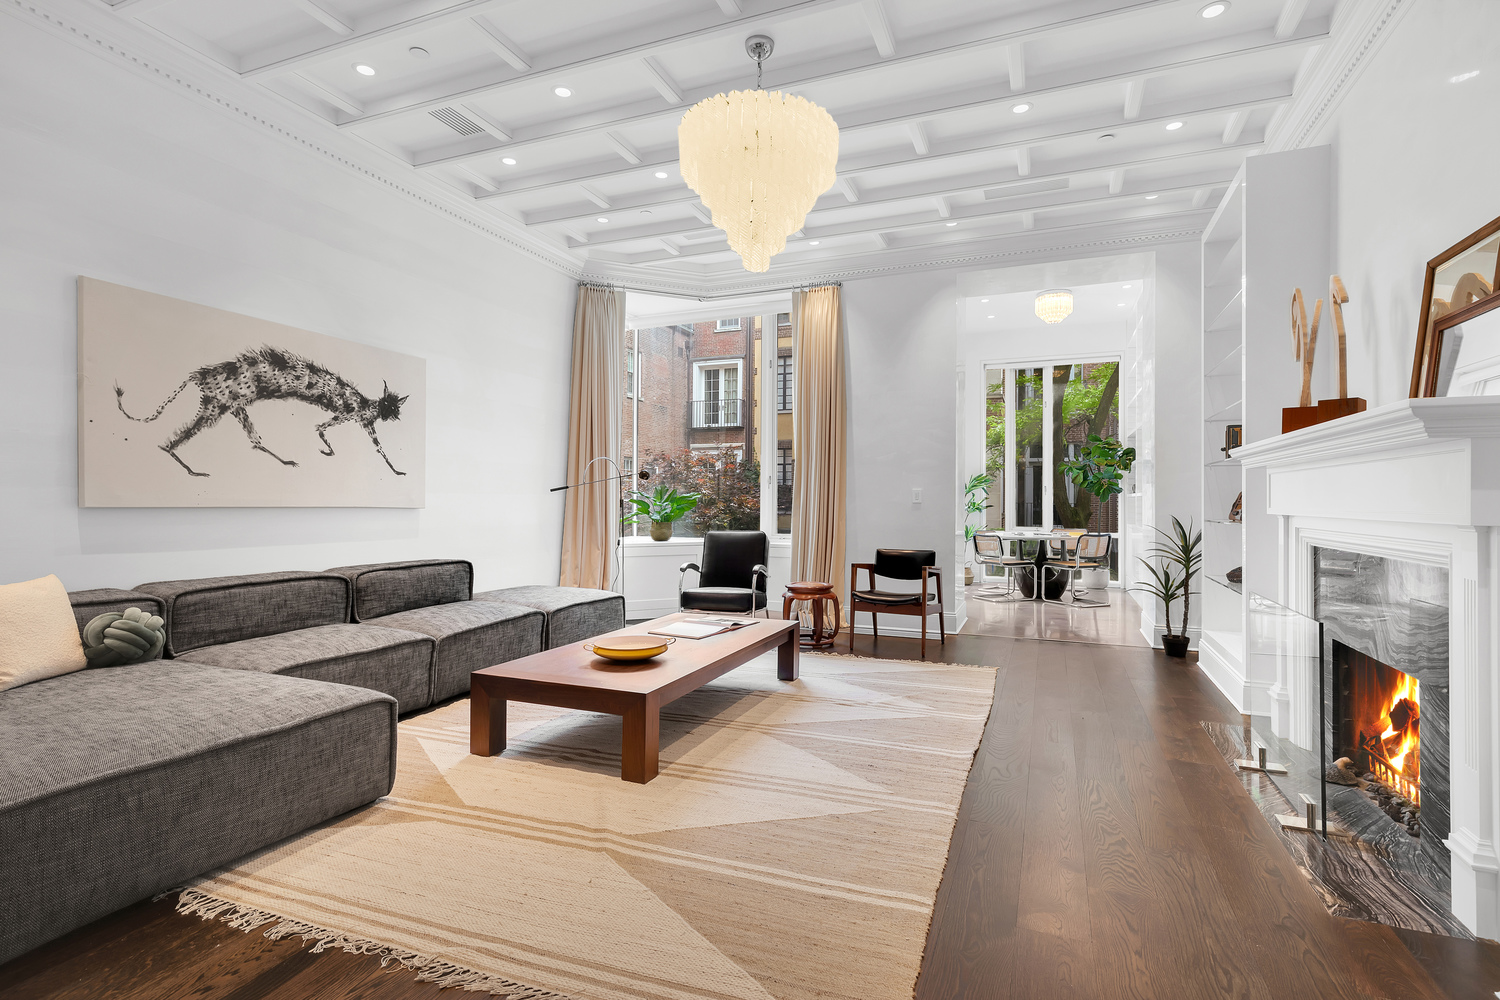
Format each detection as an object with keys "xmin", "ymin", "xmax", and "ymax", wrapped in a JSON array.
[{"xmin": 1281, "ymin": 276, "xmax": 1368, "ymax": 433}]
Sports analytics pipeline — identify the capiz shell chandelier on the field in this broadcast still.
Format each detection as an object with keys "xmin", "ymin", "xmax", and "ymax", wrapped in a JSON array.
[
  {"xmin": 1034, "ymin": 289, "xmax": 1074, "ymax": 324},
  {"xmin": 678, "ymin": 36, "xmax": 838, "ymax": 273}
]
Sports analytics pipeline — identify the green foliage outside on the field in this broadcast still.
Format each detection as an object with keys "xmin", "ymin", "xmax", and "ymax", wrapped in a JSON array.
[
  {"xmin": 638, "ymin": 446, "xmax": 761, "ymax": 534},
  {"xmin": 985, "ymin": 362, "xmax": 1121, "ymax": 529}
]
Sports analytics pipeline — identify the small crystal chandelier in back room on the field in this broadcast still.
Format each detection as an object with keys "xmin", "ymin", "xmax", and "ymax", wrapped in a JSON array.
[{"xmin": 678, "ymin": 35, "xmax": 840, "ymax": 273}]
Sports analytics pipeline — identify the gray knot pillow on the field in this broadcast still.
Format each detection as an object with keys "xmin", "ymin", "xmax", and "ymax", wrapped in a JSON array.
[{"xmin": 82, "ymin": 606, "xmax": 166, "ymax": 667}]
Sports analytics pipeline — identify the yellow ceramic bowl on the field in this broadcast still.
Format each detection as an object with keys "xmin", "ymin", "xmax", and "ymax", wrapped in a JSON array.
[{"xmin": 584, "ymin": 635, "xmax": 675, "ymax": 662}]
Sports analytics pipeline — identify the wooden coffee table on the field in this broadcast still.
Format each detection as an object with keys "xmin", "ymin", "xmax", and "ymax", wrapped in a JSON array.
[{"xmin": 469, "ymin": 613, "xmax": 799, "ymax": 783}]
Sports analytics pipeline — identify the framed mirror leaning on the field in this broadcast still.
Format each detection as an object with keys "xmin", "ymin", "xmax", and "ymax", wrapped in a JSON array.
[
  {"xmin": 1430, "ymin": 297, "xmax": 1500, "ymax": 396},
  {"xmin": 1412, "ymin": 214, "xmax": 1500, "ymax": 397}
]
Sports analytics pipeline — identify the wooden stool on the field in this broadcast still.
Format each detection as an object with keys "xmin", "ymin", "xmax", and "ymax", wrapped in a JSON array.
[{"xmin": 782, "ymin": 581, "xmax": 842, "ymax": 649}]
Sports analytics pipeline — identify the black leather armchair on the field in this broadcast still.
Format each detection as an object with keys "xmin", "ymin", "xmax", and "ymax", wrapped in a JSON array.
[
  {"xmin": 679, "ymin": 530, "xmax": 769, "ymax": 616},
  {"xmin": 850, "ymin": 548, "xmax": 944, "ymax": 656}
]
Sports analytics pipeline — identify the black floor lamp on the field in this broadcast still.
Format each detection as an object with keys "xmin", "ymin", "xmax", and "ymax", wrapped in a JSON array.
[{"xmin": 551, "ymin": 456, "xmax": 651, "ymax": 597}]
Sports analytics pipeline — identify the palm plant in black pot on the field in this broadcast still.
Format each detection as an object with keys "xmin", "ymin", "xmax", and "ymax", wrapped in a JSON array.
[{"xmin": 1132, "ymin": 516, "xmax": 1201, "ymax": 657}]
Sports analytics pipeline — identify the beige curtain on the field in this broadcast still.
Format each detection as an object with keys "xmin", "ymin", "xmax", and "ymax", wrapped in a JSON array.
[
  {"xmin": 790, "ymin": 284, "xmax": 848, "ymax": 608},
  {"xmin": 559, "ymin": 284, "xmax": 626, "ymax": 590}
]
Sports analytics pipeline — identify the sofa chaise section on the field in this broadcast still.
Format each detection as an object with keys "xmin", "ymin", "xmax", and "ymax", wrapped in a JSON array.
[
  {"xmin": 0, "ymin": 662, "xmax": 396, "ymax": 966},
  {"xmin": 474, "ymin": 586, "xmax": 624, "ymax": 649},
  {"xmin": 174, "ymin": 624, "xmax": 435, "ymax": 715}
]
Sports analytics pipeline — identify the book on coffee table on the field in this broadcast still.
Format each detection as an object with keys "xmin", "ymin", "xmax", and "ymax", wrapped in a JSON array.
[{"xmin": 648, "ymin": 618, "xmax": 753, "ymax": 639}]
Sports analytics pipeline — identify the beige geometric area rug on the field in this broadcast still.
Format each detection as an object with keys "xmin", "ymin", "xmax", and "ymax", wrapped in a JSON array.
[{"xmin": 178, "ymin": 652, "xmax": 996, "ymax": 1000}]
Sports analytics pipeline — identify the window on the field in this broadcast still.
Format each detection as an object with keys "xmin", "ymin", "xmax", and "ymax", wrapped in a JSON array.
[
  {"xmin": 776, "ymin": 445, "xmax": 794, "ymax": 534},
  {"xmin": 693, "ymin": 360, "xmax": 742, "ymax": 427},
  {"xmin": 625, "ymin": 345, "xmax": 635, "ymax": 398},
  {"xmin": 715, "ymin": 317, "xmax": 741, "ymax": 331},
  {"xmin": 776, "ymin": 312, "xmax": 790, "ymax": 326},
  {"xmin": 776, "ymin": 354, "xmax": 793, "ymax": 411}
]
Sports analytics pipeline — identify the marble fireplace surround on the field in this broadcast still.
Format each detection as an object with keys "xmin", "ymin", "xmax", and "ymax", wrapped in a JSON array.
[{"xmin": 1237, "ymin": 397, "xmax": 1500, "ymax": 939}]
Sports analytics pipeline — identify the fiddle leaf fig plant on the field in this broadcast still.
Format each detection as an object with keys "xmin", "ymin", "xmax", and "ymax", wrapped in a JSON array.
[{"xmin": 1058, "ymin": 434, "xmax": 1136, "ymax": 516}]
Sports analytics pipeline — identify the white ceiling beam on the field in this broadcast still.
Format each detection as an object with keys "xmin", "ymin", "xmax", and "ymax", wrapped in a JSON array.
[
  {"xmin": 347, "ymin": 0, "xmax": 1205, "ymax": 128},
  {"xmin": 290, "ymin": 0, "xmax": 353, "ymax": 36},
  {"xmin": 640, "ymin": 57, "xmax": 684, "ymax": 104},
  {"xmin": 1222, "ymin": 108, "xmax": 1249, "ymax": 143},
  {"xmin": 862, "ymin": 0, "xmax": 896, "ymax": 58},
  {"xmin": 1108, "ymin": 169, "xmax": 1124, "ymax": 195},
  {"xmin": 836, "ymin": 177, "xmax": 860, "ymax": 203},
  {"xmin": 461, "ymin": 103, "xmax": 512, "ymax": 142},
  {"xmin": 872, "ymin": 232, "xmax": 890, "ymax": 249},
  {"xmin": 715, "ymin": 0, "xmax": 743, "ymax": 13},
  {"xmin": 907, "ymin": 122, "xmax": 929, "ymax": 155},
  {"xmin": 936, "ymin": 196, "xmax": 952, "ymax": 219},
  {"xmin": 293, "ymin": 72, "xmax": 363, "ymax": 115},
  {"xmin": 606, "ymin": 132, "xmax": 643, "ymax": 164},
  {"xmin": 1123, "ymin": 77, "xmax": 1145, "ymax": 120},
  {"xmin": 1015, "ymin": 146, "xmax": 1031, "ymax": 176},
  {"xmin": 469, "ymin": 17, "xmax": 531, "ymax": 72},
  {"xmin": 689, "ymin": 203, "xmax": 713, "ymax": 225},
  {"xmin": 108, "ymin": 0, "xmax": 180, "ymax": 11},
  {"xmin": 1275, "ymin": 0, "xmax": 1312, "ymax": 39},
  {"xmin": 1007, "ymin": 42, "xmax": 1025, "ymax": 91},
  {"xmin": 521, "ymin": 140, "xmax": 1256, "ymax": 229},
  {"xmin": 499, "ymin": 100, "xmax": 1272, "ymax": 216},
  {"xmin": 581, "ymin": 185, "xmax": 612, "ymax": 209},
  {"xmin": 593, "ymin": 179, "xmax": 1223, "ymax": 259},
  {"xmin": 419, "ymin": 26, "xmax": 1323, "ymax": 170},
  {"xmin": 455, "ymin": 164, "xmax": 498, "ymax": 193},
  {"xmin": 660, "ymin": 239, "xmax": 682, "ymax": 256},
  {"xmin": 1021, "ymin": 211, "xmax": 1036, "ymax": 231},
  {"xmin": 1192, "ymin": 188, "xmax": 1210, "ymax": 209}
]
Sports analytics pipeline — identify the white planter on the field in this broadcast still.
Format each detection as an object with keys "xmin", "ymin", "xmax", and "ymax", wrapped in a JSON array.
[{"xmin": 1081, "ymin": 568, "xmax": 1110, "ymax": 590}]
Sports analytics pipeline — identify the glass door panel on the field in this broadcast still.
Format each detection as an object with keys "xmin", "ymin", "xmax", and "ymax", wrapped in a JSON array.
[{"xmin": 1013, "ymin": 367, "xmax": 1045, "ymax": 528}]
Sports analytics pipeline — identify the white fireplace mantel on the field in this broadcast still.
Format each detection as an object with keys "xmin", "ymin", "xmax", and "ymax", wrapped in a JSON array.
[{"xmin": 1234, "ymin": 396, "xmax": 1500, "ymax": 938}]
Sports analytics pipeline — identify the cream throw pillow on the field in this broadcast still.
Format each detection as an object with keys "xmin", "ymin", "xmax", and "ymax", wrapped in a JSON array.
[{"xmin": 0, "ymin": 575, "xmax": 89, "ymax": 693}]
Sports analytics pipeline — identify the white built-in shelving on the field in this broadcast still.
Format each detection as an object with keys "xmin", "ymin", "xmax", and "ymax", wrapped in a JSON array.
[{"xmin": 1198, "ymin": 146, "xmax": 1330, "ymax": 713}]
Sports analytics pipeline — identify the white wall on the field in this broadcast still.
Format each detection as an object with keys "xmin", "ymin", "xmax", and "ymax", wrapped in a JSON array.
[
  {"xmin": 842, "ymin": 269, "xmax": 961, "ymax": 630},
  {"xmin": 1326, "ymin": 1, "xmax": 1500, "ymax": 406},
  {"xmin": 0, "ymin": 16, "xmax": 577, "ymax": 593}
]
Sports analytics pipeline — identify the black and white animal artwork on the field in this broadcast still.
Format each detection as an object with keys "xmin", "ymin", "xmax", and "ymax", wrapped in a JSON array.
[{"xmin": 115, "ymin": 346, "xmax": 409, "ymax": 478}]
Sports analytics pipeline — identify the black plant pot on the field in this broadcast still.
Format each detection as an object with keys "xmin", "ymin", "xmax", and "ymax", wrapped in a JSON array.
[{"xmin": 1161, "ymin": 634, "xmax": 1190, "ymax": 658}]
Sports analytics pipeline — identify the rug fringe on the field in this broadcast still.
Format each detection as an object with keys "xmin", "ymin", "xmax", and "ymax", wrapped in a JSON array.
[{"xmin": 175, "ymin": 889, "xmax": 574, "ymax": 999}]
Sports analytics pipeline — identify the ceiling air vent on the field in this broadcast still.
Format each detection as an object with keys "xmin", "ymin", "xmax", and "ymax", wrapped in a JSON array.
[{"xmin": 430, "ymin": 107, "xmax": 484, "ymax": 136}]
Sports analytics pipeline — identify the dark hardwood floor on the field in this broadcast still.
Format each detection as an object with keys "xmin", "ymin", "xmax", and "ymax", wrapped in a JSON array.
[{"xmin": 5, "ymin": 631, "xmax": 1498, "ymax": 999}]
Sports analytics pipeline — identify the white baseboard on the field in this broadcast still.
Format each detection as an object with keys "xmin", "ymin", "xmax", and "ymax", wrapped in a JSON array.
[{"xmin": 848, "ymin": 611, "xmax": 964, "ymax": 639}]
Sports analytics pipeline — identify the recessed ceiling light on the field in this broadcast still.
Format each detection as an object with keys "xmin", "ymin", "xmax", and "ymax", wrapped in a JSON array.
[
  {"xmin": 808, "ymin": 240, "xmax": 820, "ymax": 245},
  {"xmin": 945, "ymin": 221, "xmax": 958, "ymax": 226},
  {"xmin": 1122, "ymin": 284, "xmax": 1132, "ymax": 289},
  {"xmin": 596, "ymin": 217, "xmax": 609, "ymax": 223},
  {"xmin": 1098, "ymin": 133, "xmax": 1115, "ymax": 142},
  {"xmin": 1118, "ymin": 302, "xmax": 1126, "ymax": 307},
  {"xmin": 501, "ymin": 157, "xmax": 517, "ymax": 165},
  {"xmin": 408, "ymin": 47, "xmax": 429, "ymax": 59},
  {"xmin": 1145, "ymin": 194, "xmax": 1159, "ymax": 200},
  {"xmin": 654, "ymin": 171, "xmax": 669, "ymax": 179},
  {"xmin": 980, "ymin": 298, "xmax": 989, "ymax": 303},
  {"xmin": 1451, "ymin": 70, "xmax": 1481, "ymax": 84},
  {"xmin": 1165, "ymin": 121, "xmax": 1184, "ymax": 130},
  {"xmin": 987, "ymin": 315, "xmax": 996, "ymax": 319},
  {"xmin": 353, "ymin": 63, "xmax": 376, "ymax": 76},
  {"xmin": 1200, "ymin": 2, "xmax": 1228, "ymax": 17},
  {"xmin": 1011, "ymin": 103, "xmax": 1031, "ymax": 114},
  {"xmin": 554, "ymin": 86, "xmax": 573, "ymax": 98}
]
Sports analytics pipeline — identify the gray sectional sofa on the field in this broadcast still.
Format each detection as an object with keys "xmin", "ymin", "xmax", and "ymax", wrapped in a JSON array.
[{"xmin": 0, "ymin": 562, "xmax": 623, "ymax": 966}]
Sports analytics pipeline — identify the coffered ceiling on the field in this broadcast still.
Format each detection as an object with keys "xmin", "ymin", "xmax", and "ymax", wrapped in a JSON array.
[{"xmin": 92, "ymin": 0, "xmax": 1341, "ymax": 290}]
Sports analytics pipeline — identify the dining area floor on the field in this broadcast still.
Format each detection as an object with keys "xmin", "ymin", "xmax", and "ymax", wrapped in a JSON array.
[{"xmin": 959, "ymin": 582, "xmax": 1151, "ymax": 647}]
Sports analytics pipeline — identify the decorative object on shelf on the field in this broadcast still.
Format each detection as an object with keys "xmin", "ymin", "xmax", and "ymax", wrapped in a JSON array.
[
  {"xmin": 1283, "ymin": 286, "xmax": 1323, "ymax": 432},
  {"xmin": 1058, "ymin": 434, "xmax": 1135, "ymax": 522},
  {"xmin": 1315, "ymin": 275, "xmax": 1368, "ymax": 422},
  {"xmin": 961, "ymin": 472, "xmax": 994, "ymax": 585},
  {"xmin": 82, "ymin": 607, "xmax": 166, "ymax": 667},
  {"xmin": 1228, "ymin": 493, "xmax": 1242, "ymax": 523},
  {"xmin": 1034, "ymin": 289, "xmax": 1074, "ymax": 324},
  {"xmin": 1221, "ymin": 423, "xmax": 1242, "ymax": 458},
  {"xmin": 1225, "ymin": 566, "xmax": 1242, "ymax": 584},
  {"xmin": 79, "ymin": 277, "xmax": 426, "ymax": 507},
  {"xmin": 678, "ymin": 35, "xmax": 838, "ymax": 273},
  {"xmin": 1412, "ymin": 213, "xmax": 1500, "ymax": 397},
  {"xmin": 1282, "ymin": 276, "xmax": 1368, "ymax": 431},
  {"xmin": 1429, "ymin": 297, "xmax": 1500, "ymax": 396},
  {"xmin": 624, "ymin": 485, "xmax": 700, "ymax": 541},
  {"xmin": 1131, "ymin": 516, "xmax": 1201, "ymax": 658}
]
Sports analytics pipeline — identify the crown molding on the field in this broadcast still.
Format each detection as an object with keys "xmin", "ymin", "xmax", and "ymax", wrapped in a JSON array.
[
  {"xmin": 4, "ymin": 0, "xmax": 587, "ymax": 278},
  {"xmin": 1265, "ymin": 0, "xmax": 1412, "ymax": 152}
]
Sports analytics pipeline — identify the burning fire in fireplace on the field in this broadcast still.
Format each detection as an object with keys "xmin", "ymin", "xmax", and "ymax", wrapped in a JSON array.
[{"xmin": 1363, "ymin": 672, "xmax": 1420, "ymax": 807}]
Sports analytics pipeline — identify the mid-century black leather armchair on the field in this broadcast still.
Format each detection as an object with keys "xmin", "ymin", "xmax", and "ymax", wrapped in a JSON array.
[{"xmin": 679, "ymin": 530, "xmax": 769, "ymax": 616}]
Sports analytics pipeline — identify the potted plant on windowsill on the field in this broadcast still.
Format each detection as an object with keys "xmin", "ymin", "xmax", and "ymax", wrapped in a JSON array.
[
  {"xmin": 626, "ymin": 485, "xmax": 701, "ymax": 541},
  {"xmin": 1132, "ymin": 516, "xmax": 1201, "ymax": 657},
  {"xmin": 961, "ymin": 472, "xmax": 994, "ymax": 586}
]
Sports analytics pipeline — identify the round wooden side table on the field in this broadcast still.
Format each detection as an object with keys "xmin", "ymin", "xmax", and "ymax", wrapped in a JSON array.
[{"xmin": 782, "ymin": 581, "xmax": 842, "ymax": 649}]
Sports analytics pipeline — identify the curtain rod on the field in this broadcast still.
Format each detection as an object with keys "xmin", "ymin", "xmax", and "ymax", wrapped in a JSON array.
[{"xmin": 577, "ymin": 279, "xmax": 841, "ymax": 297}]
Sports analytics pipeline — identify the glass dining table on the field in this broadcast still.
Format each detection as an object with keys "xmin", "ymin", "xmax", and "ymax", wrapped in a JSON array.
[{"xmin": 974, "ymin": 529, "xmax": 1085, "ymax": 601}]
